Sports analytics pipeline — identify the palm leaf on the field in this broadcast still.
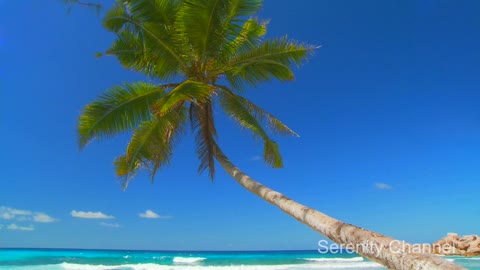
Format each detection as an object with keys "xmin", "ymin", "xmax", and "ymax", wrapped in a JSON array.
[
  {"xmin": 218, "ymin": 90, "xmax": 283, "ymax": 168},
  {"xmin": 224, "ymin": 37, "xmax": 317, "ymax": 88},
  {"xmin": 190, "ymin": 102, "xmax": 217, "ymax": 179},
  {"xmin": 126, "ymin": 0, "xmax": 181, "ymax": 25},
  {"xmin": 106, "ymin": 31, "xmax": 153, "ymax": 75},
  {"xmin": 103, "ymin": 2, "xmax": 188, "ymax": 72},
  {"xmin": 230, "ymin": 19, "xmax": 268, "ymax": 53},
  {"xmin": 176, "ymin": 0, "xmax": 262, "ymax": 62},
  {"xmin": 263, "ymin": 140, "xmax": 282, "ymax": 168},
  {"xmin": 106, "ymin": 29, "xmax": 183, "ymax": 79},
  {"xmin": 152, "ymin": 80, "xmax": 215, "ymax": 116},
  {"xmin": 212, "ymin": 0, "xmax": 264, "ymax": 63},
  {"xmin": 102, "ymin": 3, "xmax": 131, "ymax": 33},
  {"xmin": 114, "ymin": 155, "xmax": 142, "ymax": 188},
  {"xmin": 78, "ymin": 82, "xmax": 171, "ymax": 148},
  {"xmin": 242, "ymin": 99, "xmax": 299, "ymax": 137},
  {"xmin": 118, "ymin": 107, "xmax": 187, "ymax": 189},
  {"xmin": 176, "ymin": 0, "xmax": 227, "ymax": 61},
  {"xmin": 216, "ymin": 85, "xmax": 298, "ymax": 137}
]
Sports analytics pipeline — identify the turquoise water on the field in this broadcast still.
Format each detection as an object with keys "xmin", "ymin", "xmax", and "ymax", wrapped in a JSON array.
[{"xmin": 0, "ymin": 249, "xmax": 478, "ymax": 269}]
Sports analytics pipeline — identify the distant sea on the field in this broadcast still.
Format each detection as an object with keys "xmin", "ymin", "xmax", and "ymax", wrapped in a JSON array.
[{"xmin": 0, "ymin": 249, "xmax": 479, "ymax": 270}]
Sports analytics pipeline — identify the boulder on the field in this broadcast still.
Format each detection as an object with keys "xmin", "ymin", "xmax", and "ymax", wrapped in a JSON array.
[
  {"xmin": 460, "ymin": 235, "xmax": 477, "ymax": 242},
  {"xmin": 432, "ymin": 233, "xmax": 480, "ymax": 256}
]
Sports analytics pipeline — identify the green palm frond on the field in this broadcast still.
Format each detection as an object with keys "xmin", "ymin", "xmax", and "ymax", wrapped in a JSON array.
[
  {"xmin": 224, "ymin": 37, "xmax": 317, "ymax": 88},
  {"xmin": 106, "ymin": 31, "xmax": 152, "ymax": 75},
  {"xmin": 176, "ymin": 0, "xmax": 262, "ymax": 63},
  {"xmin": 218, "ymin": 90, "xmax": 283, "ymax": 168},
  {"xmin": 216, "ymin": 85, "xmax": 298, "ymax": 137},
  {"xmin": 126, "ymin": 0, "xmax": 181, "ymax": 25},
  {"xmin": 114, "ymin": 155, "xmax": 142, "ymax": 188},
  {"xmin": 78, "ymin": 82, "xmax": 170, "ymax": 148},
  {"xmin": 106, "ymin": 29, "xmax": 182, "ymax": 79},
  {"xmin": 117, "ymin": 107, "xmax": 187, "ymax": 189},
  {"xmin": 176, "ymin": 0, "xmax": 228, "ymax": 61},
  {"xmin": 242, "ymin": 98, "xmax": 299, "ymax": 137},
  {"xmin": 226, "ymin": 0, "xmax": 262, "ymax": 17},
  {"xmin": 190, "ymin": 102, "xmax": 217, "ymax": 179},
  {"xmin": 103, "ymin": 2, "xmax": 188, "ymax": 73},
  {"xmin": 213, "ymin": 0, "xmax": 264, "ymax": 62},
  {"xmin": 103, "ymin": 1, "xmax": 178, "ymax": 32},
  {"xmin": 263, "ymin": 140, "xmax": 282, "ymax": 168},
  {"xmin": 210, "ymin": 18, "xmax": 268, "ymax": 79},
  {"xmin": 152, "ymin": 80, "xmax": 215, "ymax": 116},
  {"xmin": 102, "ymin": 3, "xmax": 131, "ymax": 33},
  {"xmin": 230, "ymin": 19, "xmax": 268, "ymax": 53}
]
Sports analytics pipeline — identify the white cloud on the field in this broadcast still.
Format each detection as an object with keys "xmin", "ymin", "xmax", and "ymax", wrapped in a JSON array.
[
  {"xmin": 33, "ymin": 213, "xmax": 57, "ymax": 223},
  {"xmin": 100, "ymin": 222, "xmax": 121, "ymax": 228},
  {"xmin": 71, "ymin": 210, "xmax": 114, "ymax": 219},
  {"xmin": 0, "ymin": 212, "xmax": 14, "ymax": 220},
  {"xmin": 139, "ymin": 210, "xmax": 171, "ymax": 219},
  {"xmin": 0, "ymin": 206, "xmax": 57, "ymax": 223},
  {"xmin": 139, "ymin": 210, "xmax": 160, "ymax": 219},
  {"xmin": 0, "ymin": 207, "xmax": 30, "ymax": 220},
  {"xmin": 251, "ymin": 156, "xmax": 262, "ymax": 161},
  {"xmin": 375, "ymin": 182, "xmax": 393, "ymax": 190},
  {"xmin": 6, "ymin": 207, "xmax": 32, "ymax": 216},
  {"xmin": 7, "ymin": 224, "xmax": 35, "ymax": 231}
]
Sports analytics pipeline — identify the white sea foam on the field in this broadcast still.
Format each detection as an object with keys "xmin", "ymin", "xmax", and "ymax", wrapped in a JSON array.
[
  {"xmin": 57, "ymin": 262, "xmax": 384, "ymax": 270},
  {"xmin": 172, "ymin": 256, "xmax": 207, "ymax": 264},
  {"xmin": 304, "ymin": 257, "xmax": 364, "ymax": 262},
  {"xmin": 4, "ymin": 256, "xmax": 478, "ymax": 270},
  {"xmin": 0, "ymin": 265, "xmax": 65, "ymax": 270}
]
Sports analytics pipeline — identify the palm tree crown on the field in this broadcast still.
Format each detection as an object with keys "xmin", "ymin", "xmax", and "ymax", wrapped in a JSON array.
[{"xmin": 78, "ymin": 0, "xmax": 316, "ymax": 188}]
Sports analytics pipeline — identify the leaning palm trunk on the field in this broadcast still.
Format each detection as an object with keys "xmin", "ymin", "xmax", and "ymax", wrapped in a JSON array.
[{"xmin": 214, "ymin": 149, "xmax": 463, "ymax": 270}]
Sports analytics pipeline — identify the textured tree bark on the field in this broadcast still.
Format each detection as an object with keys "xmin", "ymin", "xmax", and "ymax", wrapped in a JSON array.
[{"xmin": 214, "ymin": 148, "xmax": 464, "ymax": 270}]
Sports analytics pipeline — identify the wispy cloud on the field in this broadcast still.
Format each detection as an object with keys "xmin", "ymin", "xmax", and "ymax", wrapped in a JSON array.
[
  {"xmin": 251, "ymin": 156, "xmax": 262, "ymax": 161},
  {"xmin": 139, "ymin": 210, "xmax": 171, "ymax": 219},
  {"xmin": 0, "ymin": 207, "xmax": 31, "ymax": 220},
  {"xmin": 375, "ymin": 182, "xmax": 393, "ymax": 190},
  {"xmin": 7, "ymin": 224, "xmax": 35, "ymax": 231},
  {"xmin": 100, "ymin": 222, "xmax": 121, "ymax": 228},
  {"xmin": 33, "ymin": 213, "xmax": 57, "ymax": 223},
  {"xmin": 71, "ymin": 210, "xmax": 114, "ymax": 219},
  {"xmin": 0, "ymin": 206, "xmax": 57, "ymax": 223}
]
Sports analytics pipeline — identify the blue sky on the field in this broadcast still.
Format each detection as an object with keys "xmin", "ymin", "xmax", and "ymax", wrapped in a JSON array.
[{"xmin": 1, "ymin": 0, "xmax": 479, "ymax": 250}]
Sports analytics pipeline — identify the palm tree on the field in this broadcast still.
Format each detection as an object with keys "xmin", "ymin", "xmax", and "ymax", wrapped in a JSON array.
[{"xmin": 78, "ymin": 1, "xmax": 462, "ymax": 269}]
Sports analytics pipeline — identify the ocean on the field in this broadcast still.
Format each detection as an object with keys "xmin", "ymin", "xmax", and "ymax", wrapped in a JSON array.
[{"xmin": 0, "ymin": 249, "xmax": 478, "ymax": 270}]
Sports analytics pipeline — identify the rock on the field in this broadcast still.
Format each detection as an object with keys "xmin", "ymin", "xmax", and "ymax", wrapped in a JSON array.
[
  {"xmin": 456, "ymin": 242, "xmax": 470, "ymax": 250},
  {"xmin": 465, "ymin": 247, "xmax": 480, "ymax": 257},
  {"xmin": 470, "ymin": 238, "xmax": 480, "ymax": 247},
  {"xmin": 447, "ymin": 233, "xmax": 460, "ymax": 240},
  {"xmin": 432, "ymin": 233, "xmax": 480, "ymax": 256},
  {"xmin": 460, "ymin": 235, "xmax": 477, "ymax": 242}
]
